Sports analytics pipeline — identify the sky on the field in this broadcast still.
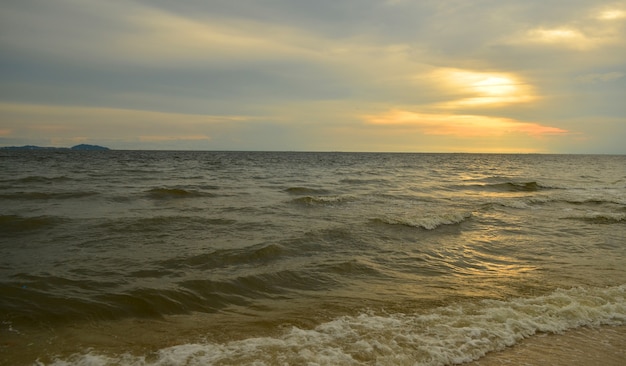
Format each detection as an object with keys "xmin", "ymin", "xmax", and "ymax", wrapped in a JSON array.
[{"xmin": 1, "ymin": 0, "xmax": 625, "ymax": 153}]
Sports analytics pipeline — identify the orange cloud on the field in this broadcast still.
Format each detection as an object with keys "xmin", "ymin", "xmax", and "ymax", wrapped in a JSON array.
[{"xmin": 363, "ymin": 110, "xmax": 568, "ymax": 137}]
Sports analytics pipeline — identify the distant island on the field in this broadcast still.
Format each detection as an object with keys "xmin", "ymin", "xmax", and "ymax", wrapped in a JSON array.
[
  {"xmin": 1, "ymin": 144, "xmax": 110, "ymax": 151},
  {"xmin": 70, "ymin": 144, "xmax": 110, "ymax": 151}
]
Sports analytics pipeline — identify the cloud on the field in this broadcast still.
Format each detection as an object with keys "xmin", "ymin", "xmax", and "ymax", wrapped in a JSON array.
[
  {"xmin": 0, "ymin": 0, "xmax": 325, "ymax": 67},
  {"xmin": 0, "ymin": 102, "xmax": 250, "ymax": 147},
  {"xmin": 596, "ymin": 9, "xmax": 626, "ymax": 20},
  {"xmin": 423, "ymin": 68, "xmax": 537, "ymax": 109},
  {"xmin": 138, "ymin": 135, "xmax": 210, "ymax": 143},
  {"xmin": 363, "ymin": 110, "xmax": 568, "ymax": 138},
  {"xmin": 115, "ymin": 10, "xmax": 322, "ymax": 65},
  {"xmin": 501, "ymin": 3, "xmax": 626, "ymax": 52},
  {"xmin": 0, "ymin": 0, "xmax": 624, "ymax": 153},
  {"xmin": 576, "ymin": 72, "xmax": 625, "ymax": 84},
  {"xmin": 528, "ymin": 28, "xmax": 591, "ymax": 47}
]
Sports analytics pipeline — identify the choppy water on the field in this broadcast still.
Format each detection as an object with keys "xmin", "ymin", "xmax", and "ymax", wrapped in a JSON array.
[{"xmin": 1, "ymin": 151, "xmax": 625, "ymax": 365}]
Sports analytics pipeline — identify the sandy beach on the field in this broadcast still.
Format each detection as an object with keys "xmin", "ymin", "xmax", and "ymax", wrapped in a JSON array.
[{"xmin": 468, "ymin": 325, "xmax": 626, "ymax": 366}]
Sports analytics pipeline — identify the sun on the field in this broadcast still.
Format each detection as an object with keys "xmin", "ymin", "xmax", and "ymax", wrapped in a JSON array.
[
  {"xmin": 472, "ymin": 76, "xmax": 518, "ymax": 96},
  {"xmin": 447, "ymin": 70, "xmax": 519, "ymax": 96},
  {"xmin": 433, "ymin": 69, "xmax": 535, "ymax": 108}
]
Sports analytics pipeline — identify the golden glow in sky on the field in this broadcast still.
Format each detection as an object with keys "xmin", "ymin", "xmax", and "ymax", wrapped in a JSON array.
[
  {"xmin": 360, "ymin": 67, "xmax": 558, "ymax": 145},
  {"xmin": 598, "ymin": 9, "xmax": 626, "ymax": 20},
  {"xmin": 432, "ymin": 69, "xmax": 535, "ymax": 108},
  {"xmin": 363, "ymin": 110, "xmax": 568, "ymax": 138}
]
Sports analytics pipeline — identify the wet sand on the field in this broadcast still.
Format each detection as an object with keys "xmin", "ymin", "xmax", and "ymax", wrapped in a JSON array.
[{"xmin": 467, "ymin": 325, "xmax": 626, "ymax": 366}]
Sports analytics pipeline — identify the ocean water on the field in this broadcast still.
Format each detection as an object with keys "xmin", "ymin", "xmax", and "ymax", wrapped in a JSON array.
[{"xmin": 0, "ymin": 151, "xmax": 624, "ymax": 365}]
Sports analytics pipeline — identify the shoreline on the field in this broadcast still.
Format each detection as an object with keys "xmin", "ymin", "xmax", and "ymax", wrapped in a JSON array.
[
  {"xmin": 467, "ymin": 324, "xmax": 626, "ymax": 366},
  {"xmin": 3, "ymin": 313, "xmax": 624, "ymax": 365}
]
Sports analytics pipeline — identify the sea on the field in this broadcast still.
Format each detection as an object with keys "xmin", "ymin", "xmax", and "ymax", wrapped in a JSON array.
[{"xmin": 0, "ymin": 151, "xmax": 624, "ymax": 365}]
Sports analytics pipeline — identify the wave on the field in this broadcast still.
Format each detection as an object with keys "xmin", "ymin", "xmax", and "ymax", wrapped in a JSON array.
[
  {"xmin": 0, "ymin": 214, "xmax": 64, "ymax": 233},
  {"xmin": 0, "ymin": 282, "xmax": 214, "ymax": 324},
  {"xmin": 562, "ymin": 196, "xmax": 626, "ymax": 206},
  {"xmin": 146, "ymin": 188, "xmax": 216, "ymax": 199},
  {"xmin": 291, "ymin": 195, "xmax": 353, "ymax": 206},
  {"xmin": 160, "ymin": 243, "xmax": 288, "ymax": 271},
  {"xmin": 373, "ymin": 211, "xmax": 472, "ymax": 230},
  {"xmin": 43, "ymin": 285, "xmax": 626, "ymax": 366},
  {"xmin": 468, "ymin": 181, "xmax": 554, "ymax": 193},
  {"xmin": 97, "ymin": 216, "xmax": 236, "ymax": 234},
  {"xmin": 340, "ymin": 178, "xmax": 390, "ymax": 185},
  {"xmin": 481, "ymin": 194, "xmax": 626, "ymax": 211},
  {"xmin": 285, "ymin": 187, "xmax": 331, "ymax": 195},
  {"xmin": 181, "ymin": 269, "xmax": 332, "ymax": 298},
  {"xmin": 13, "ymin": 175, "xmax": 73, "ymax": 184},
  {"xmin": 0, "ymin": 191, "xmax": 98, "ymax": 200},
  {"xmin": 2, "ymin": 264, "xmax": 332, "ymax": 325},
  {"xmin": 321, "ymin": 258, "xmax": 386, "ymax": 278},
  {"xmin": 564, "ymin": 212, "xmax": 626, "ymax": 224}
]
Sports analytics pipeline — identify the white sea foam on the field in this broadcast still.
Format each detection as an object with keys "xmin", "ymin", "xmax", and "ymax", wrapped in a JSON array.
[
  {"xmin": 292, "ymin": 195, "xmax": 354, "ymax": 206},
  {"xmin": 379, "ymin": 211, "xmax": 472, "ymax": 230},
  {"xmin": 566, "ymin": 211, "xmax": 626, "ymax": 224},
  {"xmin": 1, "ymin": 320, "xmax": 21, "ymax": 335},
  {"xmin": 45, "ymin": 285, "xmax": 626, "ymax": 366},
  {"xmin": 494, "ymin": 199, "xmax": 531, "ymax": 209}
]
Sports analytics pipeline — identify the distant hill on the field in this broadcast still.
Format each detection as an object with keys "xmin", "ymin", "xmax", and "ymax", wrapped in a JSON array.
[
  {"xmin": 1, "ymin": 144, "xmax": 110, "ymax": 151},
  {"xmin": 70, "ymin": 144, "xmax": 110, "ymax": 151}
]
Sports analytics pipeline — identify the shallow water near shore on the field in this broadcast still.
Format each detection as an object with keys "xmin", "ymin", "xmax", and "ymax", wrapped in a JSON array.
[{"xmin": 1, "ymin": 151, "xmax": 625, "ymax": 365}]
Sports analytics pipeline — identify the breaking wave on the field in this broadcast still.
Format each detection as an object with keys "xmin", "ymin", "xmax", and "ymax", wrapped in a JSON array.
[
  {"xmin": 564, "ymin": 212, "xmax": 626, "ymax": 224},
  {"xmin": 373, "ymin": 211, "xmax": 472, "ymax": 230},
  {"xmin": 291, "ymin": 195, "xmax": 353, "ymax": 206},
  {"xmin": 44, "ymin": 285, "xmax": 626, "ymax": 366}
]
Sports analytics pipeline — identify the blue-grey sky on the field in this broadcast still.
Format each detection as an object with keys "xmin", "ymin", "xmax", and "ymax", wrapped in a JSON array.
[{"xmin": 1, "ymin": 0, "xmax": 625, "ymax": 152}]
